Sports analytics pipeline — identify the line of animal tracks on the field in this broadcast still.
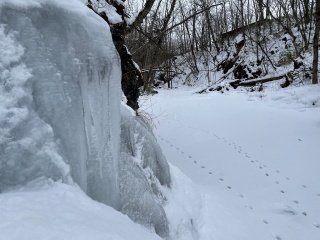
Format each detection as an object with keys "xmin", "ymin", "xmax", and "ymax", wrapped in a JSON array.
[{"xmin": 145, "ymin": 89, "xmax": 320, "ymax": 239}]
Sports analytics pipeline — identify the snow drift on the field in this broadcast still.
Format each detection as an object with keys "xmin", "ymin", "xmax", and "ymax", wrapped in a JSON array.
[{"xmin": 0, "ymin": 0, "xmax": 171, "ymax": 238}]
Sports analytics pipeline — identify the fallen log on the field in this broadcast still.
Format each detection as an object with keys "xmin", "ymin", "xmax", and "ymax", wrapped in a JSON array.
[{"xmin": 230, "ymin": 74, "xmax": 290, "ymax": 88}]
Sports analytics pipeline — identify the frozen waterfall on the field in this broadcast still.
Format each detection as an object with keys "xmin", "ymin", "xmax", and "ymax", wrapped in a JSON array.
[
  {"xmin": 0, "ymin": 1, "xmax": 121, "ymax": 209},
  {"xmin": 0, "ymin": 0, "xmax": 171, "ymax": 238}
]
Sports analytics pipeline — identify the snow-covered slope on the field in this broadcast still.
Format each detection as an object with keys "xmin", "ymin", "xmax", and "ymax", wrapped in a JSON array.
[{"xmin": 0, "ymin": 0, "xmax": 171, "ymax": 238}]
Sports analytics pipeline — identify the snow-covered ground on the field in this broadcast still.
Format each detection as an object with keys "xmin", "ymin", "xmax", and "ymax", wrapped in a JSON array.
[
  {"xmin": 0, "ymin": 179, "xmax": 161, "ymax": 240},
  {"xmin": 143, "ymin": 84, "xmax": 320, "ymax": 240}
]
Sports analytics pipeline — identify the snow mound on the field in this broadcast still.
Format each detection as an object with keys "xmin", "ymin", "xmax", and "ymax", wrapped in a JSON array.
[{"xmin": 0, "ymin": 178, "xmax": 161, "ymax": 240}]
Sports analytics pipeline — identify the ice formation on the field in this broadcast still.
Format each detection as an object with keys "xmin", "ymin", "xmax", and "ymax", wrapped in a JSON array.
[
  {"xmin": 120, "ymin": 106, "xmax": 171, "ymax": 238},
  {"xmin": 0, "ymin": 0, "xmax": 171, "ymax": 238}
]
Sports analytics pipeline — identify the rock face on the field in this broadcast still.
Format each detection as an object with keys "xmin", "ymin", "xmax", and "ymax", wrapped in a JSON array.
[{"xmin": 0, "ymin": 1, "xmax": 171, "ymax": 238}]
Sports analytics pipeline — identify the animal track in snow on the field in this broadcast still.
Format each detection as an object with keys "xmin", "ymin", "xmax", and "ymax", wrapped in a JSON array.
[
  {"xmin": 227, "ymin": 186, "xmax": 232, "ymax": 189},
  {"xmin": 286, "ymin": 177, "xmax": 290, "ymax": 180},
  {"xmin": 188, "ymin": 155, "xmax": 192, "ymax": 158},
  {"xmin": 219, "ymin": 178, "xmax": 224, "ymax": 181},
  {"xmin": 275, "ymin": 181, "xmax": 279, "ymax": 184},
  {"xmin": 302, "ymin": 185, "xmax": 307, "ymax": 188},
  {"xmin": 265, "ymin": 173, "xmax": 269, "ymax": 176},
  {"xmin": 208, "ymin": 172, "xmax": 212, "ymax": 174},
  {"xmin": 314, "ymin": 224, "xmax": 320, "ymax": 229},
  {"xmin": 293, "ymin": 200, "xmax": 299, "ymax": 204},
  {"xmin": 275, "ymin": 236, "xmax": 282, "ymax": 240},
  {"xmin": 194, "ymin": 161, "xmax": 197, "ymax": 163},
  {"xmin": 302, "ymin": 212, "xmax": 307, "ymax": 216},
  {"xmin": 263, "ymin": 219, "xmax": 268, "ymax": 224},
  {"xmin": 280, "ymin": 190, "xmax": 285, "ymax": 194},
  {"xmin": 201, "ymin": 166, "xmax": 205, "ymax": 168}
]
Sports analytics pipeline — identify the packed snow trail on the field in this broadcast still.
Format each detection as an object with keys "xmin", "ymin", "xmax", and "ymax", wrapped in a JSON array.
[{"xmin": 143, "ymin": 87, "xmax": 320, "ymax": 240}]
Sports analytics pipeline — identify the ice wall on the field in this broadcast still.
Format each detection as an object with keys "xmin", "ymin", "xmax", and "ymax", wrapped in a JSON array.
[
  {"xmin": 0, "ymin": 1, "xmax": 172, "ymax": 238},
  {"xmin": 0, "ymin": 1, "xmax": 121, "ymax": 208}
]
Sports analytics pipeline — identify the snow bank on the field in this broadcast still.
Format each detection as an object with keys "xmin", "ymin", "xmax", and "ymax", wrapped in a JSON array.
[{"xmin": 0, "ymin": 178, "xmax": 161, "ymax": 240}]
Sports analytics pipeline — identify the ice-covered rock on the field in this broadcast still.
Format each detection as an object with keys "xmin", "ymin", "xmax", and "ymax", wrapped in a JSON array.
[
  {"xmin": 0, "ymin": 0, "xmax": 171, "ymax": 238},
  {"xmin": 120, "ymin": 106, "xmax": 171, "ymax": 238}
]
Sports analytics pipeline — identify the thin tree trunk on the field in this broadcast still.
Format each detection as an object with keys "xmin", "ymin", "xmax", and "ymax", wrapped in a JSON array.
[{"xmin": 312, "ymin": 0, "xmax": 320, "ymax": 84}]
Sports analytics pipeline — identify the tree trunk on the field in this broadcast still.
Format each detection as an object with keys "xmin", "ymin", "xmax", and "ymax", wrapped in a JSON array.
[
  {"xmin": 87, "ymin": 0, "xmax": 157, "ymax": 110},
  {"xmin": 312, "ymin": 0, "xmax": 320, "ymax": 84}
]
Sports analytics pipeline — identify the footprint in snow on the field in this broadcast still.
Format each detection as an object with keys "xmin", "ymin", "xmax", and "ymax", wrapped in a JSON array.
[
  {"xmin": 176, "ymin": 148, "xmax": 180, "ymax": 150},
  {"xmin": 219, "ymin": 178, "xmax": 224, "ymax": 181},
  {"xmin": 265, "ymin": 173, "xmax": 269, "ymax": 177},
  {"xmin": 181, "ymin": 151, "xmax": 184, "ymax": 154},
  {"xmin": 275, "ymin": 236, "xmax": 282, "ymax": 240},
  {"xmin": 194, "ymin": 161, "xmax": 197, "ymax": 163},
  {"xmin": 286, "ymin": 177, "xmax": 290, "ymax": 180},
  {"xmin": 280, "ymin": 190, "xmax": 285, "ymax": 194},
  {"xmin": 259, "ymin": 166, "xmax": 263, "ymax": 169},
  {"xmin": 317, "ymin": 194, "xmax": 320, "ymax": 197},
  {"xmin": 302, "ymin": 212, "xmax": 307, "ymax": 216},
  {"xmin": 314, "ymin": 224, "xmax": 320, "ymax": 229},
  {"xmin": 263, "ymin": 219, "xmax": 268, "ymax": 224},
  {"xmin": 208, "ymin": 172, "xmax": 212, "ymax": 174},
  {"xmin": 188, "ymin": 155, "xmax": 192, "ymax": 158},
  {"xmin": 302, "ymin": 185, "xmax": 307, "ymax": 188},
  {"xmin": 275, "ymin": 181, "xmax": 279, "ymax": 184},
  {"xmin": 251, "ymin": 160, "xmax": 254, "ymax": 163},
  {"xmin": 201, "ymin": 166, "xmax": 205, "ymax": 168},
  {"xmin": 293, "ymin": 200, "xmax": 299, "ymax": 204},
  {"xmin": 276, "ymin": 170, "xmax": 280, "ymax": 173},
  {"xmin": 239, "ymin": 194, "xmax": 244, "ymax": 198},
  {"xmin": 227, "ymin": 186, "xmax": 232, "ymax": 189}
]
